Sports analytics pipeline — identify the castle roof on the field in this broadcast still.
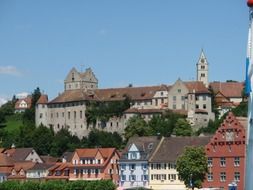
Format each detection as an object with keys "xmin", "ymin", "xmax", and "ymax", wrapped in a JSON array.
[
  {"xmin": 49, "ymin": 85, "xmax": 170, "ymax": 104},
  {"xmin": 209, "ymin": 81, "xmax": 244, "ymax": 98},
  {"xmin": 184, "ymin": 81, "xmax": 210, "ymax": 94},
  {"xmin": 36, "ymin": 94, "xmax": 48, "ymax": 104}
]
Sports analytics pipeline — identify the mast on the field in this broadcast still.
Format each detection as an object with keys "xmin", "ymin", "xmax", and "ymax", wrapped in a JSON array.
[{"xmin": 245, "ymin": 1, "xmax": 253, "ymax": 189}]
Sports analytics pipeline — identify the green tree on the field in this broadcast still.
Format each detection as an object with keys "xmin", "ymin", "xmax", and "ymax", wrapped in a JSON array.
[
  {"xmin": 31, "ymin": 125, "xmax": 54, "ymax": 155},
  {"xmin": 148, "ymin": 115, "xmax": 173, "ymax": 137},
  {"xmin": 172, "ymin": 118, "xmax": 192, "ymax": 136},
  {"xmin": 23, "ymin": 87, "xmax": 41, "ymax": 124},
  {"xmin": 50, "ymin": 128, "xmax": 80, "ymax": 157},
  {"xmin": 231, "ymin": 101, "xmax": 247, "ymax": 117},
  {"xmin": 176, "ymin": 146, "xmax": 208, "ymax": 189},
  {"xmin": 124, "ymin": 115, "xmax": 150, "ymax": 140},
  {"xmin": 86, "ymin": 129, "xmax": 123, "ymax": 149}
]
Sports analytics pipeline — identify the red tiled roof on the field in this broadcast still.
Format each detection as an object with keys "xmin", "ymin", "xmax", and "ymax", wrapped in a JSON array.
[
  {"xmin": 36, "ymin": 95, "xmax": 48, "ymax": 104},
  {"xmin": 0, "ymin": 166, "xmax": 12, "ymax": 174},
  {"xmin": 184, "ymin": 81, "xmax": 210, "ymax": 93},
  {"xmin": 13, "ymin": 161, "xmax": 36, "ymax": 172},
  {"xmin": 4, "ymin": 148, "xmax": 35, "ymax": 162},
  {"xmin": 49, "ymin": 85, "xmax": 170, "ymax": 104},
  {"xmin": 0, "ymin": 153, "xmax": 14, "ymax": 166},
  {"xmin": 209, "ymin": 81, "xmax": 244, "ymax": 98}
]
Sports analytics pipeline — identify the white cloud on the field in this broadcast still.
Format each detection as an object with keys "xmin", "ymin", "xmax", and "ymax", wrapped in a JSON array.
[{"xmin": 0, "ymin": 66, "xmax": 22, "ymax": 76}]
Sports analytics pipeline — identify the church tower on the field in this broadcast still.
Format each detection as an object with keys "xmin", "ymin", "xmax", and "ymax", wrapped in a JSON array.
[{"xmin": 196, "ymin": 50, "xmax": 209, "ymax": 87}]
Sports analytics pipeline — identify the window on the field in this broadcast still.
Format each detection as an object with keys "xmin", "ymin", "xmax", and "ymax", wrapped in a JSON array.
[
  {"xmin": 201, "ymin": 73, "xmax": 205, "ymax": 77},
  {"xmin": 234, "ymin": 157, "xmax": 240, "ymax": 166},
  {"xmin": 161, "ymin": 92, "xmax": 164, "ymax": 96},
  {"xmin": 181, "ymin": 104, "xmax": 185, "ymax": 109},
  {"xmin": 173, "ymin": 104, "xmax": 176, "ymax": 109},
  {"xmin": 39, "ymin": 113, "xmax": 43, "ymax": 118},
  {"xmin": 203, "ymin": 104, "xmax": 206, "ymax": 109},
  {"xmin": 142, "ymin": 163, "xmax": 147, "ymax": 170},
  {"xmin": 168, "ymin": 162, "xmax": 176, "ymax": 169},
  {"xmin": 220, "ymin": 172, "xmax": 226, "ymax": 182},
  {"xmin": 51, "ymin": 113, "xmax": 53, "ymax": 118},
  {"xmin": 201, "ymin": 65, "xmax": 205, "ymax": 69},
  {"xmin": 72, "ymin": 73, "xmax": 75, "ymax": 81},
  {"xmin": 55, "ymin": 170, "xmax": 61, "ymax": 176},
  {"xmin": 181, "ymin": 96, "xmax": 184, "ymax": 101},
  {"xmin": 178, "ymin": 89, "xmax": 181, "ymax": 93},
  {"xmin": 68, "ymin": 112, "xmax": 70, "ymax": 119},
  {"xmin": 121, "ymin": 175, "xmax": 126, "ymax": 181},
  {"xmin": 196, "ymin": 104, "xmax": 199, "ymax": 109},
  {"xmin": 208, "ymin": 157, "xmax": 213, "ymax": 167},
  {"xmin": 156, "ymin": 163, "xmax": 161, "ymax": 170},
  {"xmin": 168, "ymin": 174, "xmax": 176, "ymax": 180},
  {"xmin": 142, "ymin": 175, "xmax": 148, "ymax": 181},
  {"xmin": 207, "ymin": 172, "xmax": 213, "ymax": 181},
  {"xmin": 234, "ymin": 172, "xmax": 240, "ymax": 182},
  {"xmin": 220, "ymin": 157, "xmax": 226, "ymax": 167},
  {"xmin": 129, "ymin": 175, "xmax": 136, "ymax": 181},
  {"xmin": 74, "ymin": 111, "xmax": 76, "ymax": 119},
  {"xmin": 62, "ymin": 112, "xmax": 64, "ymax": 117},
  {"xmin": 161, "ymin": 174, "xmax": 166, "ymax": 180},
  {"xmin": 80, "ymin": 111, "xmax": 82, "ymax": 119},
  {"xmin": 203, "ymin": 95, "xmax": 206, "ymax": 101},
  {"xmin": 155, "ymin": 99, "xmax": 158, "ymax": 106},
  {"xmin": 130, "ymin": 164, "xmax": 136, "ymax": 170},
  {"xmin": 56, "ymin": 112, "xmax": 59, "ymax": 118},
  {"xmin": 173, "ymin": 96, "xmax": 176, "ymax": 101}
]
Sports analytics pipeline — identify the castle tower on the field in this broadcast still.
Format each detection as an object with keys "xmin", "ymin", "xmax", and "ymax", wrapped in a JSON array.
[{"xmin": 196, "ymin": 50, "xmax": 209, "ymax": 87}]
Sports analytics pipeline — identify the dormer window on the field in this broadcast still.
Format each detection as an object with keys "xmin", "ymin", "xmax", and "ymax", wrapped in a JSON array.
[
  {"xmin": 72, "ymin": 73, "xmax": 75, "ymax": 81},
  {"xmin": 131, "ymin": 152, "xmax": 137, "ymax": 159}
]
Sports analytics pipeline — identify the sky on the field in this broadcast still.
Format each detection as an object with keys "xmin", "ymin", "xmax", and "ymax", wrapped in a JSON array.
[{"xmin": 0, "ymin": 0, "xmax": 250, "ymax": 102}]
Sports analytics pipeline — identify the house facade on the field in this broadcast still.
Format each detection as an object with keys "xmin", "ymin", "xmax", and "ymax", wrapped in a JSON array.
[
  {"xmin": 148, "ymin": 137, "xmax": 211, "ymax": 190},
  {"xmin": 14, "ymin": 96, "xmax": 32, "ymax": 113},
  {"xmin": 70, "ymin": 148, "xmax": 120, "ymax": 184},
  {"xmin": 209, "ymin": 81, "xmax": 244, "ymax": 118},
  {"xmin": 203, "ymin": 112, "xmax": 246, "ymax": 190},
  {"xmin": 119, "ymin": 136, "xmax": 160, "ymax": 189}
]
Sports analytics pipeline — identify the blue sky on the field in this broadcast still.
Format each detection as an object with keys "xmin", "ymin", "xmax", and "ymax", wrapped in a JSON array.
[{"xmin": 0, "ymin": 0, "xmax": 249, "ymax": 102}]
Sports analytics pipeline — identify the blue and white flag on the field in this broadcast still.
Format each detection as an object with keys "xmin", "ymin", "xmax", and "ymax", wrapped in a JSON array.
[{"xmin": 246, "ymin": 57, "xmax": 252, "ymax": 95}]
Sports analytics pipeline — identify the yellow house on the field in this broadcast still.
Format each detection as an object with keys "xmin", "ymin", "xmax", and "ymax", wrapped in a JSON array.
[{"xmin": 148, "ymin": 137, "xmax": 210, "ymax": 190}]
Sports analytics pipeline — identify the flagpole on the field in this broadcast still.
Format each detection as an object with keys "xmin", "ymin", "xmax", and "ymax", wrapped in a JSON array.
[{"xmin": 245, "ymin": 1, "xmax": 253, "ymax": 190}]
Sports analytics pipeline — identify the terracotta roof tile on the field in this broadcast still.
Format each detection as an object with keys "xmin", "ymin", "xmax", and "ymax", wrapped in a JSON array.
[
  {"xmin": 4, "ymin": 148, "xmax": 35, "ymax": 162},
  {"xmin": 36, "ymin": 95, "xmax": 48, "ymax": 104},
  {"xmin": 13, "ymin": 161, "xmax": 36, "ymax": 172},
  {"xmin": 0, "ymin": 153, "xmax": 14, "ymax": 166},
  {"xmin": 49, "ymin": 85, "xmax": 170, "ymax": 104},
  {"xmin": 184, "ymin": 81, "xmax": 210, "ymax": 93},
  {"xmin": 209, "ymin": 81, "xmax": 244, "ymax": 98}
]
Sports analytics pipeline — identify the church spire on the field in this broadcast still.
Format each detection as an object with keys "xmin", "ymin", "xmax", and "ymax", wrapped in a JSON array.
[{"xmin": 196, "ymin": 49, "xmax": 209, "ymax": 87}]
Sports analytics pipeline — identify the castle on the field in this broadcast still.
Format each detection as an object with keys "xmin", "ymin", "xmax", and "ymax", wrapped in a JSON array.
[{"xmin": 36, "ymin": 50, "xmax": 215, "ymax": 138}]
